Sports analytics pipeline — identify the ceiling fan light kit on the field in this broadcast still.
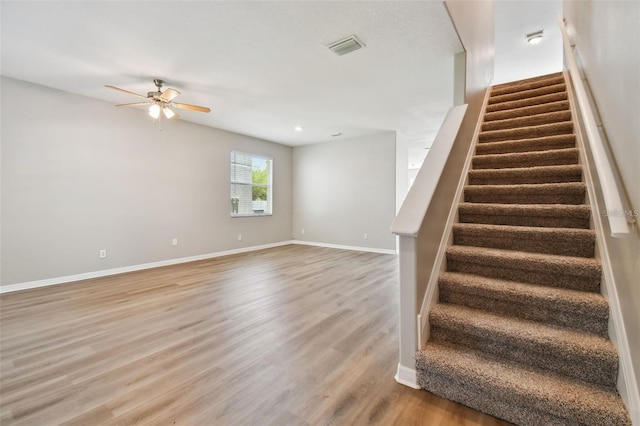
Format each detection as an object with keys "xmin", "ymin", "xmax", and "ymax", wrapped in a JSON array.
[
  {"xmin": 148, "ymin": 104, "xmax": 161, "ymax": 119},
  {"xmin": 162, "ymin": 107, "xmax": 176, "ymax": 119},
  {"xmin": 106, "ymin": 79, "xmax": 210, "ymax": 127}
]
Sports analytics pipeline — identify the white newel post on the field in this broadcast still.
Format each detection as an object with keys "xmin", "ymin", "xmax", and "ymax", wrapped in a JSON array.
[{"xmin": 395, "ymin": 235, "xmax": 420, "ymax": 389}]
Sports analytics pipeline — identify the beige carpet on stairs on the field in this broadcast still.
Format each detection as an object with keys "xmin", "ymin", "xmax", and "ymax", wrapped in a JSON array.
[{"xmin": 415, "ymin": 72, "xmax": 632, "ymax": 425}]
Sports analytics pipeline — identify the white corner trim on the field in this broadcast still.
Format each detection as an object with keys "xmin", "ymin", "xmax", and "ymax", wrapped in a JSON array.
[
  {"xmin": 0, "ymin": 241, "xmax": 294, "ymax": 294},
  {"xmin": 417, "ymin": 314, "xmax": 423, "ymax": 350},
  {"xmin": 291, "ymin": 240, "xmax": 396, "ymax": 255},
  {"xmin": 395, "ymin": 363, "xmax": 421, "ymax": 389}
]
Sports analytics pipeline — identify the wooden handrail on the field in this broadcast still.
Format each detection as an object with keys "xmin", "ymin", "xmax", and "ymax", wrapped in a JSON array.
[{"xmin": 558, "ymin": 17, "xmax": 631, "ymax": 238}]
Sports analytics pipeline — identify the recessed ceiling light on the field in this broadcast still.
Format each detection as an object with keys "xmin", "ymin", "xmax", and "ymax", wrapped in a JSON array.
[
  {"xmin": 526, "ymin": 30, "xmax": 544, "ymax": 45},
  {"xmin": 294, "ymin": 125, "xmax": 303, "ymax": 132}
]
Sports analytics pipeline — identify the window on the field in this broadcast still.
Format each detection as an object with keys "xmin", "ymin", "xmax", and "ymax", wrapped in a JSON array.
[{"xmin": 230, "ymin": 151, "xmax": 272, "ymax": 217}]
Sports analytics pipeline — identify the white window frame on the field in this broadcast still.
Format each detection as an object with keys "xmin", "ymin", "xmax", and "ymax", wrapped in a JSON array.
[{"xmin": 230, "ymin": 151, "xmax": 273, "ymax": 217}]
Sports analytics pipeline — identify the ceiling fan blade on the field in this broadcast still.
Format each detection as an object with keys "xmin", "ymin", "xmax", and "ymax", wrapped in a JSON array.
[
  {"xmin": 172, "ymin": 102, "xmax": 211, "ymax": 113},
  {"xmin": 105, "ymin": 85, "xmax": 148, "ymax": 100},
  {"xmin": 115, "ymin": 102, "xmax": 151, "ymax": 107},
  {"xmin": 160, "ymin": 88, "xmax": 180, "ymax": 102}
]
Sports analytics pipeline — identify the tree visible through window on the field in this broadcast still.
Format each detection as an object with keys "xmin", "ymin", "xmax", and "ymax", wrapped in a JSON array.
[{"xmin": 230, "ymin": 151, "xmax": 272, "ymax": 216}]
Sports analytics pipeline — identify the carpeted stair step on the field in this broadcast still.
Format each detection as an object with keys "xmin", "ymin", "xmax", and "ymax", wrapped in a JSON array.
[
  {"xmin": 416, "ymin": 342, "xmax": 631, "ymax": 426},
  {"xmin": 478, "ymin": 122, "xmax": 573, "ymax": 143},
  {"xmin": 486, "ymin": 91, "xmax": 568, "ymax": 113},
  {"xmin": 481, "ymin": 110, "xmax": 572, "ymax": 132},
  {"xmin": 488, "ymin": 83, "xmax": 567, "ymax": 106},
  {"xmin": 464, "ymin": 182, "xmax": 586, "ymax": 205},
  {"xmin": 472, "ymin": 148, "xmax": 579, "ymax": 170},
  {"xmin": 428, "ymin": 304, "xmax": 618, "ymax": 387},
  {"xmin": 438, "ymin": 272, "xmax": 609, "ymax": 336},
  {"xmin": 445, "ymin": 245, "xmax": 601, "ymax": 292},
  {"xmin": 457, "ymin": 202, "xmax": 591, "ymax": 229},
  {"xmin": 483, "ymin": 100, "xmax": 569, "ymax": 123},
  {"xmin": 452, "ymin": 223, "xmax": 595, "ymax": 257},
  {"xmin": 475, "ymin": 134, "xmax": 576, "ymax": 155},
  {"xmin": 468, "ymin": 165, "xmax": 582, "ymax": 185},
  {"xmin": 491, "ymin": 72, "xmax": 564, "ymax": 96}
]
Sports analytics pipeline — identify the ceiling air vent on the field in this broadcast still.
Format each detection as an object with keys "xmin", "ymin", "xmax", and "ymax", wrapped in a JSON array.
[{"xmin": 327, "ymin": 35, "xmax": 365, "ymax": 56}]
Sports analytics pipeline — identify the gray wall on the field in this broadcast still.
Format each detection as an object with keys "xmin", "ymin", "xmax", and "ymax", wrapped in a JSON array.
[
  {"xmin": 564, "ymin": 0, "xmax": 640, "ymax": 394},
  {"xmin": 395, "ymin": 132, "xmax": 409, "ymax": 215},
  {"xmin": 1, "ymin": 77, "xmax": 293, "ymax": 286},
  {"xmin": 292, "ymin": 132, "xmax": 397, "ymax": 251}
]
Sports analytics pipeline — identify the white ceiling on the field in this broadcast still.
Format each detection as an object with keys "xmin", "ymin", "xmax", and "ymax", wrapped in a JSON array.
[
  {"xmin": 1, "ymin": 0, "xmax": 464, "ymax": 165},
  {"xmin": 494, "ymin": 0, "xmax": 563, "ymax": 84}
]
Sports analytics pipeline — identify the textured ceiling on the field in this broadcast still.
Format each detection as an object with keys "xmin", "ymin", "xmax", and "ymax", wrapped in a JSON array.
[
  {"xmin": 494, "ymin": 0, "xmax": 563, "ymax": 84},
  {"xmin": 1, "ymin": 0, "xmax": 463, "ymax": 165}
]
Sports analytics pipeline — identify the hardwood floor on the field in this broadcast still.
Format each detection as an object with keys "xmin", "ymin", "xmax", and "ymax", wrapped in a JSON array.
[{"xmin": 0, "ymin": 245, "xmax": 510, "ymax": 425}]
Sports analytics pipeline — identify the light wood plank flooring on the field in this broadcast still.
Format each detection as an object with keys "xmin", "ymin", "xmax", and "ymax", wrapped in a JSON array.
[{"xmin": 0, "ymin": 245, "xmax": 510, "ymax": 425}]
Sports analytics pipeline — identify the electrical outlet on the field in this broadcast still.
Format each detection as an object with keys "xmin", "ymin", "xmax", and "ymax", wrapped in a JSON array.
[
  {"xmin": 364, "ymin": 233, "xmax": 368, "ymax": 240},
  {"xmin": 99, "ymin": 249, "xmax": 107, "ymax": 259},
  {"xmin": 172, "ymin": 238, "xmax": 178, "ymax": 246},
  {"xmin": 301, "ymin": 229, "xmax": 305, "ymax": 234},
  {"xmin": 237, "ymin": 234, "xmax": 242, "ymax": 241}
]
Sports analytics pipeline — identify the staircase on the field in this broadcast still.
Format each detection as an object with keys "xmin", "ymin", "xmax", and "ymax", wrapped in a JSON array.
[{"xmin": 416, "ymin": 73, "xmax": 632, "ymax": 425}]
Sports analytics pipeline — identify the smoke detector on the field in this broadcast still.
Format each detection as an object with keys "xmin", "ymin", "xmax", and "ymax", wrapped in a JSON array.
[{"xmin": 327, "ymin": 35, "xmax": 365, "ymax": 56}]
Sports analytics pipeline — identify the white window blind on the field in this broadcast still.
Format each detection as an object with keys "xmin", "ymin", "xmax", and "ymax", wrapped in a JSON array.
[{"xmin": 230, "ymin": 151, "xmax": 272, "ymax": 216}]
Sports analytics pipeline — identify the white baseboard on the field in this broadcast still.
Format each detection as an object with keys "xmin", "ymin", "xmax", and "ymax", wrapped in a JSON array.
[
  {"xmin": 395, "ymin": 363, "xmax": 421, "ymax": 389},
  {"xmin": 601, "ymin": 239, "xmax": 640, "ymax": 425},
  {"xmin": 0, "ymin": 241, "xmax": 293, "ymax": 294},
  {"xmin": 565, "ymin": 70, "xmax": 639, "ymax": 425},
  {"xmin": 291, "ymin": 240, "xmax": 397, "ymax": 255},
  {"xmin": 1, "ymin": 240, "xmax": 397, "ymax": 294}
]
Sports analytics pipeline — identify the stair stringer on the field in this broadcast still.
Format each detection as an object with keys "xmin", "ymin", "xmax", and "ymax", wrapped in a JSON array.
[
  {"xmin": 417, "ymin": 83, "xmax": 493, "ymax": 349},
  {"xmin": 565, "ymin": 70, "xmax": 640, "ymax": 424}
]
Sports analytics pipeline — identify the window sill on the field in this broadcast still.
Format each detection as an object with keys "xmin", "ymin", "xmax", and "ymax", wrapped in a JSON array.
[{"xmin": 231, "ymin": 213, "xmax": 273, "ymax": 218}]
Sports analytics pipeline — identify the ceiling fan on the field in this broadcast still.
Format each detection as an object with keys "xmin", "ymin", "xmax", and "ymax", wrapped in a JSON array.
[{"xmin": 106, "ymin": 79, "xmax": 211, "ymax": 120}]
